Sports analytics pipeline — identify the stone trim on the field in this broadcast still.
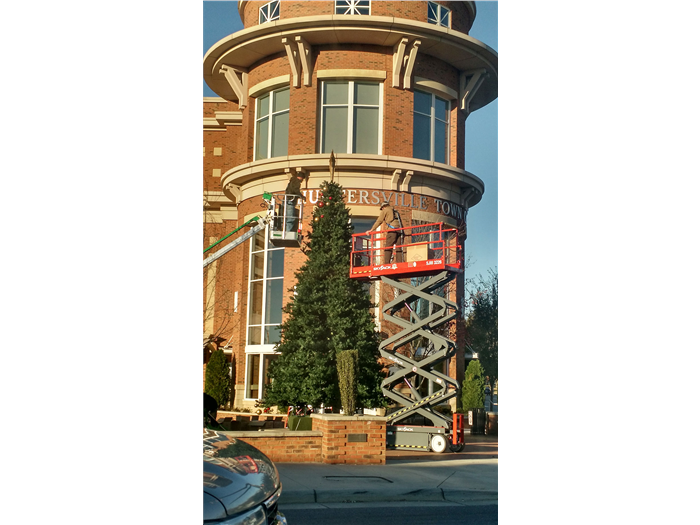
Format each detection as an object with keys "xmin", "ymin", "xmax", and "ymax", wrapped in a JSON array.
[
  {"xmin": 204, "ymin": 16, "xmax": 497, "ymax": 111},
  {"xmin": 414, "ymin": 77, "xmax": 458, "ymax": 100},
  {"xmin": 316, "ymin": 69, "xmax": 387, "ymax": 80},
  {"xmin": 248, "ymin": 74, "xmax": 291, "ymax": 98}
]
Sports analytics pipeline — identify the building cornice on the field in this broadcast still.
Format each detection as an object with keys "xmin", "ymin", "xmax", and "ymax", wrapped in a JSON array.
[
  {"xmin": 220, "ymin": 153, "xmax": 484, "ymax": 208},
  {"xmin": 204, "ymin": 15, "xmax": 497, "ymax": 111},
  {"xmin": 203, "ymin": 111, "xmax": 243, "ymax": 131}
]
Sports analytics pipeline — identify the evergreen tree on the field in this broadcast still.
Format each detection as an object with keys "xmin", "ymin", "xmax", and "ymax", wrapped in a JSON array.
[
  {"xmin": 461, "ymin": 359, "xmax": 485, "ymax": 410},
  {"xmin": 465, "ymin": 269, "xmax": 498, "ymax": 392},
  {"xmin": 263, "ymin": 180, "xmax": 385, "ymax": 409},
  {"xmin": 205, "ymin": 349, "xmax": 231, "ymax": 408}
]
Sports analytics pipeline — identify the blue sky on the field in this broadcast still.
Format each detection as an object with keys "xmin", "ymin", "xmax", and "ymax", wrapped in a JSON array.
[{"xmin": 203, "ymin": 1, "xmax": 498, "ymax": 284}]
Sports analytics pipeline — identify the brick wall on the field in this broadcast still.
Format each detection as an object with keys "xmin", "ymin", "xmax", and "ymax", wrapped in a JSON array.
[
  {"xmin": 228, "ymin": 414, "xmax": 387, "ymax": 464},
  {"xmin": 240, "ymin": 1, "xmax": 474, "ymax": 35}
]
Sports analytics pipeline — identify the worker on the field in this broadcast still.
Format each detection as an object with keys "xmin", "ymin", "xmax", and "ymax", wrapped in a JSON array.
[
  {"xmin": 284, "ymin": 173, "xmax": 305, "ymax": 232},
  {"xmin": 367, "ymin": 200, "xmax": 403, "ymax": 264}
]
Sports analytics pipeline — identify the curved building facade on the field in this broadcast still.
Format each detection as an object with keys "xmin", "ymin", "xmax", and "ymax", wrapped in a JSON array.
[{"xmin": 203, "ymin": 0, "xmax": 497, "ymax": 409}]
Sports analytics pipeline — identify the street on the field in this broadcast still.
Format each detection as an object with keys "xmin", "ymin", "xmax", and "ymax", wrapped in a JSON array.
[{"xmin": 280, "ymin": 501, "xmax": 497, "ymax": 525}]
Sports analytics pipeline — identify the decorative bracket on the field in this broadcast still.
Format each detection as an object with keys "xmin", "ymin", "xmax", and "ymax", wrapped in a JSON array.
[
  {"xmin": 403, "ymin": 40, "xmax": 421, "ymax": 90},
  {"xmin": 219, "ymin": 65, "xmax": 248, "ymax": 109},
  {"xmin": 283, "ymin": 36, "xmax": 313, "ymax": 88},
  {"xmin": 391, "ymin": 169, "xmax": 402, "ymax": 190},
  {"xmin": 400, "ymin": 170, "xmax": 413, "ymax": 192},
  {"xmin": 392, "ymin": 38, "xmax": 408, "ymax": 88},
  {"xmin": 295, "ymin": 36, "xmax": 313, "ymax": 87},
  {"xmin": 282, "ymin": 37, "xmax": 301, "ymax": 88},
  {"xmin": 459, "ymin": 69, "xmax": 487, "ymax": 116},
  {"xmin": 392, "ymin": 38, "xmax": 421, "ymax": 90}
]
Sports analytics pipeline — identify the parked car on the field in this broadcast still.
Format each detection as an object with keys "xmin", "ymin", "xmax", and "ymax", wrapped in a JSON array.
[{"xmin": 204, "ymin": 429, "xmax": 287, "ymax": 524}]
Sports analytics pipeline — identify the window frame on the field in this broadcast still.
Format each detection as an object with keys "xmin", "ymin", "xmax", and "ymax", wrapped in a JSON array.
[
  {"xmin": 244, "ymin": 226, "xmax": 284, "ymax": 401},
  {"xmin": 259, "ymin": 0, "xmax": 280, "ymax": 24},
  {"xmin": 427, "ymin": 1, "xmax": 451, "ymax": 28},
  {"xmin": 413, "ymin": 90, "xmax": 450, "ymax": 164},
  {"xmin": 335, "ymin": 0, "xmax": 371, "ymax": 16},
  {"xmin": 319, "ymin": 80, "xmax": 383, "ymax": 155},
  {"xmin": 254, "ymin": 86, "xmax": 290, "ymax": 161}
]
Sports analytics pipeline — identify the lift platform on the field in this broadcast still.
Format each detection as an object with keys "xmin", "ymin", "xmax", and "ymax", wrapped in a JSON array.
[
  {"xmin": 349, "ymin": 222, "xmax": 462, "ymax": 281},
  {"xmin": 268, "ymin": 193, "xmax": 304, "ymax": 248},
  {"xmin": 203, "ymin": 193, "xmax": 303, "ymax": 268},
  {"xmin": 350, "ymin": 223, "xmax": 465, "ymax": 452}
]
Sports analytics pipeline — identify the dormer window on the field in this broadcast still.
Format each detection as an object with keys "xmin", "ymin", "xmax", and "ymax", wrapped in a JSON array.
[
  {"xmin": 428, "ymin": 1, "xmax": 450, "ymax": 28},
  {"xmin": 259, "ymin": 0, "xmax": 280, "ymax": 24},
  {"xmin": 335, "ymin": 1, "xmax": 371, "ymax": 16}
]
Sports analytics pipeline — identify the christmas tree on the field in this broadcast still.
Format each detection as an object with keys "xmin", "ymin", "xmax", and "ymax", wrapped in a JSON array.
[{"xmin": 263, "ymin": 180, "xmax": 385, "ymax": 410}]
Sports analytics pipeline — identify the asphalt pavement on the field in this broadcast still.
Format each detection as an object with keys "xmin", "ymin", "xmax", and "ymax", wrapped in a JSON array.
[{"xmin": 277, "ymin": 434, "xmax": 498, "ymax": 506}]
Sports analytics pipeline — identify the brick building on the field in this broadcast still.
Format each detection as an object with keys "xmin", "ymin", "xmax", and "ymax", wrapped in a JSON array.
[{"xmin": 203, "ymin": 1, "xmax": 497, "ymax": 410}]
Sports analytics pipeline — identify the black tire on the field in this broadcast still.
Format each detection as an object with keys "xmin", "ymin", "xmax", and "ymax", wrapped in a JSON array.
[{"xmin": 449, "ymin": 443, "xmax": 464, "ymax": 453}]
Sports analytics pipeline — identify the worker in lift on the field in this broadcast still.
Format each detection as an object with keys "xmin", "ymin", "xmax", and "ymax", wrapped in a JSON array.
[
  {"xmin": 284, "ymin": 173, "xmax": 304, "ymax": 233},
  {"xmin": 367, "ymin": 200, "xmax": 403, "ymax": 264}
]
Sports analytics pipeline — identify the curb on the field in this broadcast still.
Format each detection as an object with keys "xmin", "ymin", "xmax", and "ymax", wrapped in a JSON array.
[{"xmin": 279, "ymin": 489, "xmax": 498, "ymax": 505}]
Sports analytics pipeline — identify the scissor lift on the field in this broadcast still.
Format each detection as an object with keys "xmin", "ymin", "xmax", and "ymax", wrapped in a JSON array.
[{"xmin": 350, "ymin": 223, "xmax": 465, "ymax": 452}]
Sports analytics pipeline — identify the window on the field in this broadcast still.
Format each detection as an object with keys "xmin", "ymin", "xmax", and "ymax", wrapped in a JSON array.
[
  {"xmin": 245, "ymin": 353, "xmax": 279, "ymax": 399},
  {"xmin": 245, "ymin": 228, "xmax": 284, "ymax": 400},
  {"xmin": 427, "ymin": 1, "xmax": 450, "ymax": 28},
  {"xmin": 413, "ymin": 90, "xmax": 450, "ymax": 164},
  {"xmin": 255, "ymin": 87, "xmax": 289, "ymax": 160},
  {"xmin": 335, "ymin": 0, "xmax": 370, "ymax": 15},
  {"xmin": 259, "ymin": 0, "xmax": 280, "ymax": 24},
  {"xmin": 247, "ymin": 228, "xmax": 284, "ymax": 346},
  {"xmin": 320, "ymin": 81, "xmax": 381, "ymax": 155}
]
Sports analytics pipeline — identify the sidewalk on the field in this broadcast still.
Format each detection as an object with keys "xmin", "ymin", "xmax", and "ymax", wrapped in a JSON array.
[{"xmin": 277, "ymin": 435, "xmax": 498, "ymax": 506}]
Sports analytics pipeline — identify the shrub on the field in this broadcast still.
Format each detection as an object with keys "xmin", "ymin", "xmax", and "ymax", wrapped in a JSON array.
[
  {"xmin": 337, "ymin": 350, "xmax": 359, "ymax": 415},
  {"xmin": 461, "ymin": 359, "xmax": 485, "ymax": 410},
  {"xmin": 204, "ymin": 349, "xmax": 231, "ymax": 408}
]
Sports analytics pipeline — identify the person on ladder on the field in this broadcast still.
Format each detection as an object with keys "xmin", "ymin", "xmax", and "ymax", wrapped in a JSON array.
[{"xmin": 368, "ymin": 200, "xmax": 403, "ymax": 264}]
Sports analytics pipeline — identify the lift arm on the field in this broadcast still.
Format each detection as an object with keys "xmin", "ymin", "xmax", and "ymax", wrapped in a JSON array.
[{"xmin": 203, "ymin": 215, "xmax": 269, "ymax": 268}]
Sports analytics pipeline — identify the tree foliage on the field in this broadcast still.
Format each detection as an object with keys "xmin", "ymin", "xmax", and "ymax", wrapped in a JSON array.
[
  {"xmin": 461, "ymin": 359, "xmax": 485, "ymax": 409},
  {"xmin": 263, "ymin": 180, "xmax": 385, "ymax": 409},
  {"xmin": 337, "ymin": 350, "xmax": 359, "ymax": 415},
  {"xmin": 465, "ymin": 269, "xmax": 498, "ymax": 391},
  {"xmin": 204, "ymin": 349, "xmax": 231, "ymax": 408}
]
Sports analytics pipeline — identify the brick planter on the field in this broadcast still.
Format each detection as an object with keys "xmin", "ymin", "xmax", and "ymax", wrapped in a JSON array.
[
  {"xmin": 220, "ymin": 414, "xmax": 387, "ymax": 465},
  {"xmin": 311, "ymin": 414, "xmax": 387, "ymax": 465}
]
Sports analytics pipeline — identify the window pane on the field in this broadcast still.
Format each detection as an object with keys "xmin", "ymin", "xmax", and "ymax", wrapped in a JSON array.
[
  {"xmin": 267, "ymin": 249, "xmax": 285, "ymax": 278},
  {"xmin": 353, "ymin": 106, "xmax": 378, "ymax": 154},
  {"xmin": 271, "ymin": 112, "xmax": 289, "ymax": 157},
  {"xmin": 435, "ymin": 97, "xmax": 449, "ymax": 122},
  {"xmin": 255, "ymin": 117, "xmax": 269, "ymax": 160},
  {"xmin": 434, "ymin": 120, "xmax": 447, "ymax": 164},
  {"xmin": 413, "ymin": 113, "xmax": 431, "ymax": 160},
  {"xmin": 354, "ymin": 82, "xmax": 379, "ymax": 105},
  {"xmin": 253, "ymin": 230, "xmax": 266, "ymax": 252},
  {"xmin": 248, "ymin": 326, "xmax": 261, "ymax": 346},
  {"xmin": 324, "ymin": 82, "xmax": 348, "ymax": 105},
  {"xmin": 250, "ymin": 281, "xmax": 263, "ymax": 324},
  {"xmin": 323, "ymin": 106, "xmax": 348, "ymax": 153},
  {"xmin": 440, "ymin": 8, "xmax": 450, "ymax": 27},
  {"xmin": 261, "ymin": 354, "xmax": 279, "ymax": 396},
  {"xmin": 428, "ymin": 2, "xmax": 438, "ymax": 24},
  {"xmin": 270, "ymin": 0, "xmax": 280, "ymax": 20},
  {"xmin": 257, "ymin": 93, "xmax": 270, "ymax": 117},
  {"xmin": 265, "ymin": 278, "xmax": 284, "ymax": 325},
  {"xmin": 250, "ymin": 251, "xmax": 264, "ymax": 280},
  {"xmin": 264, "ymin": 325, "xmax": 281, "ymax": 345},
  {"xmin": 246, "ymin": 354, "xmax": 260, "ymax": 398},
  {"xmin": 273, "ymin": 88, "xmax": 289, "ymax": 112},
  {"xmin": 414, "ymin": 90, "xmax": 432, "ymax": 115}
]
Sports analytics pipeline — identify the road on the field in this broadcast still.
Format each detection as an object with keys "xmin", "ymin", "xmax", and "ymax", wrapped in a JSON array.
[{"xmin": 280, "ymin": 501, "xmax": 497, "ymax": 524}]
